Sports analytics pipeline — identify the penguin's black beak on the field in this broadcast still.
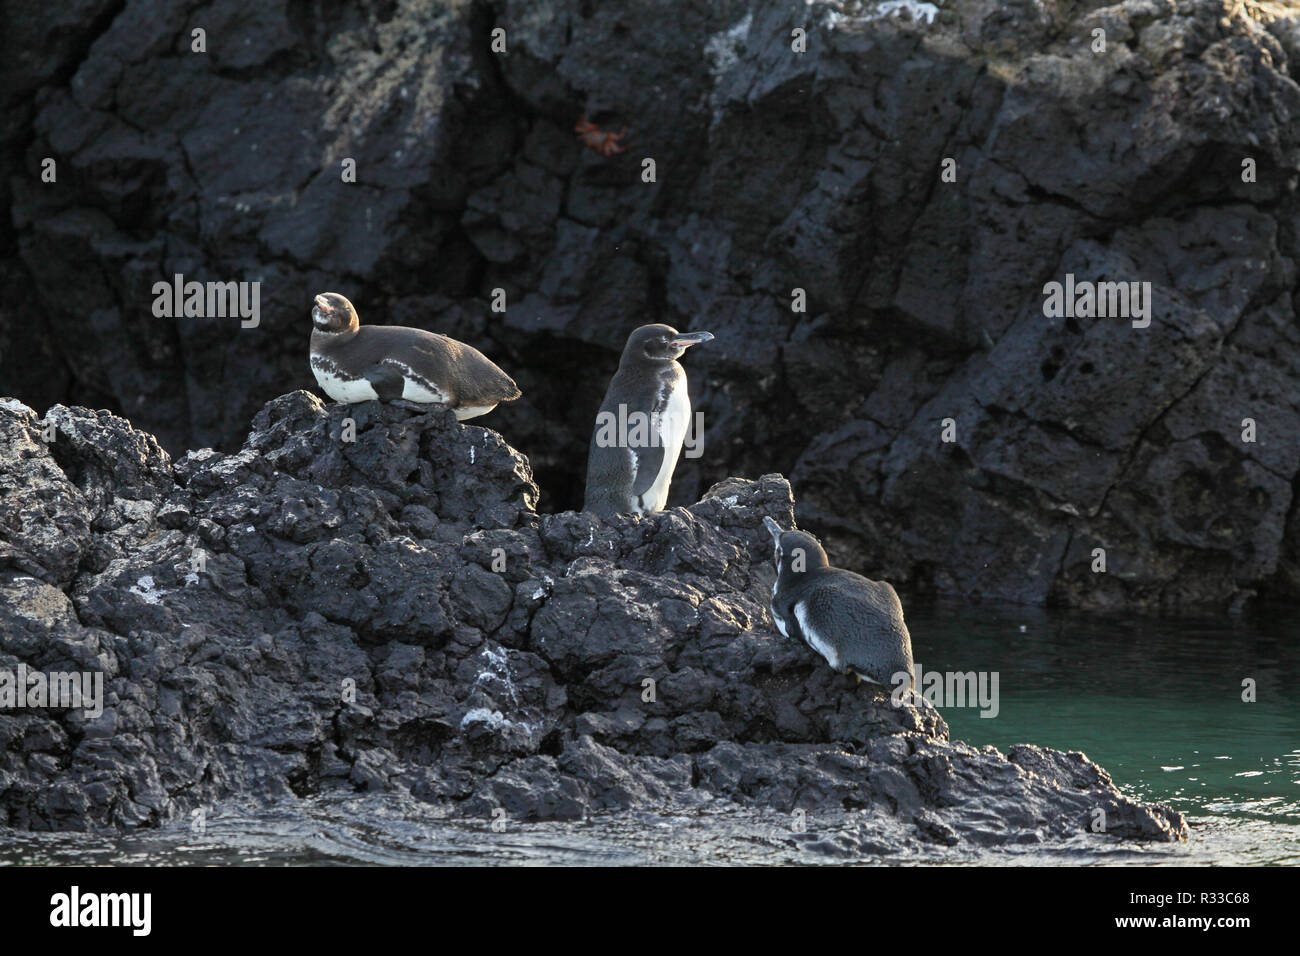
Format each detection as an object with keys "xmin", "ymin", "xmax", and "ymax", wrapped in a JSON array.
[
  {"xmin": 313, "ymin": 294, "xmax": 329, "ymax": 310},
  {"xmin": 762, "ymin": 516, "xmax": 783, "ymax": 542},
  {"xmin": 669, "ymin": 331, "xmax": 713, "ymax": 348}
]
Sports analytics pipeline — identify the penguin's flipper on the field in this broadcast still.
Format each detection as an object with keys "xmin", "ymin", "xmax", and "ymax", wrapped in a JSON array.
[
  {"xmin": 584, "ymin": 423, "xmax": 635, "ymax": 516},
  {"xmin": 361, "ymin": 362, "xmax": 409, "ymax": 402},
  {"xmin": 627, "ymin": 441, "xmax": 666, "ymax": 502}
]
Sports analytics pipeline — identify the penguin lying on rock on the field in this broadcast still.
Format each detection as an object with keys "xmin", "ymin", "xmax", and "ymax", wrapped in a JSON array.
[
  {"xmin": 308, "ymin": 292, "xmax": 521, "ymax": 420},
  {"xmin": 763, "ymin": 517, "xmax": 915, "ymax": 693},
  {"xmin": 584, "ymin": 323, "xmax": 713, "ymax": 517}
]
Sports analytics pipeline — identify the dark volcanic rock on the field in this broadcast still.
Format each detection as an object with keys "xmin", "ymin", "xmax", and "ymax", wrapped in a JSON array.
[
  {"xmin": 4, "ymin": 0, "xmax": 1300, "ymax": 611},
  {"xmin": 0, "ymin": 392, "xmax": 1186, "ymax": 851}
]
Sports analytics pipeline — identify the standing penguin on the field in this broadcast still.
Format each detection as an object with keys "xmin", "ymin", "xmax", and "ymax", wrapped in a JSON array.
[
  {"xmin": 308, "ymin": 292, "xmax": 521, "ymax": 420},
  {"xmin": 583, "ymin": 323, "xmax": 713, "ymax": 517},
  {"xmin": 763, "ymin": 517, "xmax": 915, "ymax": 693}
]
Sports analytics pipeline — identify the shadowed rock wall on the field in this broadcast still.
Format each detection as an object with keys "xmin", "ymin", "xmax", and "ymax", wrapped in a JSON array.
[{"xmin": 3, "ymin": 0, "xmax": 1300, "ymax": 609}]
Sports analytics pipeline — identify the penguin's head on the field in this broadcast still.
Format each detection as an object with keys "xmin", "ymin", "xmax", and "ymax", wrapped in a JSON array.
[
  {"xmin": 763, "ymin": 517, "xmax": 829, "ymax": 579},
  {"xmin": 312, "ymin": 292, "xmax": 359, "ymax": 333},
  {"xmin": 621, "ymin": 324, "xmax": 714, "ymax": 364}
]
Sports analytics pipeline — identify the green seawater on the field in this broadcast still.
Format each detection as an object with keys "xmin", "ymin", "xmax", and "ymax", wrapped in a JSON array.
[{"xmin": 908, "ymin": 600, "xmax": 1300, "ymax": 864}]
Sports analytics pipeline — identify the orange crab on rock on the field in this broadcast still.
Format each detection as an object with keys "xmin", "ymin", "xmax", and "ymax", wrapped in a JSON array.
[{"xmin": 574, "ymin": 114, "xmax": 629, "ymax": 156}]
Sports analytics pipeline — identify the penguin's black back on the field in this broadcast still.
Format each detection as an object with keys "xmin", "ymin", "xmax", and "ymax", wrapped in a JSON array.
[{"xmin": 775, "ymin": 565, "xmax": 914, "ymax": 687}]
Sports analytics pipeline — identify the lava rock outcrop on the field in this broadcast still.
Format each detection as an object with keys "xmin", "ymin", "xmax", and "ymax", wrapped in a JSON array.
[{"xmin": 0, "ymin": 393, "xmax": 1187, "ymax": 849}]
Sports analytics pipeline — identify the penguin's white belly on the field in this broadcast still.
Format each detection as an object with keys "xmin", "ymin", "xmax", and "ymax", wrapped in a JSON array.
[
  {"xmin": 794, "ymin": 601, "xmax": 841, "ymax": 671},
  {"xmin": 453, "ymin": 404, "xmax": 496, "ymax": 421},
  {"xmin": 638, "ymin": 384, "xmax": 690, "ymax": 513},
  {"xmin": 312, "ymin": 363, "xmax": 379, "ymax": 403}
]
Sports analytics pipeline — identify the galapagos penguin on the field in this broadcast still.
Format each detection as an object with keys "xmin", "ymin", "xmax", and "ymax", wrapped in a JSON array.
[
  {"xmin": 583, "ymin": 323, "xmax": 713, "ymax": 517},
  {"xmin": 762, "ymin": 517, "xmax": 915, "ymax": 692},
  {"xmin": 308, "ymin": 292, "xmax": 521, "ymax": 420}
]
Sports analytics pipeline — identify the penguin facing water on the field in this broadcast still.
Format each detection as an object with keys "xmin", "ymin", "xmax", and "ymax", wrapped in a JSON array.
[
  {"xmin": 308, "ymin": 293, "xmax": 521, "ymax": 420},
  {"xmin": 763, "ymin": 517, "xmax": 915, "ymax": 692},
  {"xmin": 583, "ymin": 324, "xmax": 713, "ymax": 517}
]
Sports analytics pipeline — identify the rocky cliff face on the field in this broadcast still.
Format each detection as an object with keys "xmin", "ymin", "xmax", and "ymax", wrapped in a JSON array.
[
  {"xmin": 3, "ymin": 0, "xmax": 1299, "ymax": 612},
  {"xmin": 0, "ymin": 394, "xmax": 1186, "ymax": 849}
]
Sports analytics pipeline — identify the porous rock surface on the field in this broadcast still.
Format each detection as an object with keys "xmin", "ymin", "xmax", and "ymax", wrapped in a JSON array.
[{"xmin": 0, "ymin": 393, "xmax": 1187, "ymax": 850}]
